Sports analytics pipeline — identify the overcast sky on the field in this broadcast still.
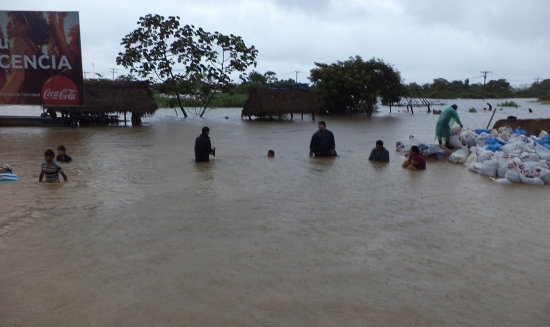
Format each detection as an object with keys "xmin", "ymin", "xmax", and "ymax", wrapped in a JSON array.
[{"xmin": 5, "ymin": 0, "xmax": 549, "ymax": 86}]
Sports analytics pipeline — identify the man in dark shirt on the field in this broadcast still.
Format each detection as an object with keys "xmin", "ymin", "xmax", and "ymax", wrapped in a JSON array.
[
  {"xmin": 309, "ymin": 121, "xmax": 336, "ymax": 157},
  {"xmin": 56, "ymin": 145, "xmax": 72, "ymax": 163},
  {"xmin": 194, "ymin": 126, "xmax": 216, "ymax": 162},
  {"xmin": 368, "ymin": 140, "xmax": 389, "ymax": 163}
]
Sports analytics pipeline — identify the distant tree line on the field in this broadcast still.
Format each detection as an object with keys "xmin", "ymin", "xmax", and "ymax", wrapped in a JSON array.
[
  {"xmin": 114, "ymin": 14, "xmax": 549, "ymax": 116},
  {"xmin": 230, "ymin": 70, "xmax": 297, "ymax": 93},
  {"xmin": 517, "ymin": 79, "xmax": 550, "ymax": 101},
  {"xmin": 406, "ymin": 78, "xmax": 550, "ymax": 101}
]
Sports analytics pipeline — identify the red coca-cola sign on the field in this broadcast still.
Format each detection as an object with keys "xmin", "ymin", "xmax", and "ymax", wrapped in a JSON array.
[{"xmin": 41, "ymin": 75, "xmax": 80, "ymax": 105}]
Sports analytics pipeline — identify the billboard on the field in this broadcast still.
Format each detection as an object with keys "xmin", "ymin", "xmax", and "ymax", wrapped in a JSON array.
[{"xmin": 0, "ymin": 11, "xmax": 83, "ymax": 106}]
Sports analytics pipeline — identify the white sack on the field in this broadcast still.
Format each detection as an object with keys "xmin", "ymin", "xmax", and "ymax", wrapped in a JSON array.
[
  {"xmin": 449, "ymin": 147, "xmax": 470, "ymax": 163},
  {"xmin": 480, "ymin": 159, "xmax": 499, "ymax": 177}
]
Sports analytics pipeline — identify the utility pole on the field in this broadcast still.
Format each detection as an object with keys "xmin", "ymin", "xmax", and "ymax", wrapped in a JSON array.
[
  {"xmin": 109, "ymin": 68, "xmax": 117, "ymax": 81},
  {"xmin": 295, "ymin": 70, "xmax": 304, "ymax": 84},
  {"xmin": 480, "ymin": 70, "xmax": 492, "ymax": 85}
]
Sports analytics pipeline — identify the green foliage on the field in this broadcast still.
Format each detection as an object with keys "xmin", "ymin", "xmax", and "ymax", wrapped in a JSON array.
[
  {"xmin": 116, "ymin": 14, "xmax": 258, "ymax": 117},
  {"xmin": 468, "ymin": 107, "xmax": 477, "ymax": 113},
  {"xmin": 406, "ymin": 77, "xmax": 550, "ymax": 100},
  {"xmin": 208, "ymin": 93, "xmax": 248, "ymax": 107},
  {"xmin": 154, "ymin": 93, "xmax": 248, "ymax": 108},
  {"xmin": 529, "ymin": 79, "xmax": 550, "ymax": 101},
  {"xmin": 484, "ymin": 79, "xmax": 513, "ymax": 98},
  {"xmin": 230, "ymin": 70, "xmax": 297, "ymax": 94},
  {"xmin": 497, "ymin": 101, "xmax": 519, "ymax": 108},
  {"xmin": 309, "ymin": 56, "xmax": 404, "ymax": 116},
  {"xmin": 115, "ymin": 74, "xmax": 138, "ymax": 82}
]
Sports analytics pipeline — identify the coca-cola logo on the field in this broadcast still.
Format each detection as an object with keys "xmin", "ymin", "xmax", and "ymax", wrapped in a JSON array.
[
  {"xmin": 42, "ymin": 76, "xmax": 80, "ymax": 105},
  {"xmin": 43, "ymin": 88, "xmax": 77, "ymax": 100}
]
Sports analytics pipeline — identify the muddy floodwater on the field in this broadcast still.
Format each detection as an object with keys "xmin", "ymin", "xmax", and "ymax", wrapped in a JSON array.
[{"xmin": 1, "ymin": 99, "xmax": 550, "ymax": 326}]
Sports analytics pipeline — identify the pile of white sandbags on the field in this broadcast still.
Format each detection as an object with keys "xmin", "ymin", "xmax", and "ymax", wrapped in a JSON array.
[
  {"xmin": 463, "ymin": 127, "xmax": 550, "ymax": 185},
  {"xmin": 395, "ymin": 126, "xmax": 550, "ymax": 185}
]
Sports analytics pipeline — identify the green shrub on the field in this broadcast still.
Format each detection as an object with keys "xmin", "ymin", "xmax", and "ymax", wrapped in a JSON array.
[{"xmin": 496, "ymin": 101, "xmax": 519, "ymax": 108}]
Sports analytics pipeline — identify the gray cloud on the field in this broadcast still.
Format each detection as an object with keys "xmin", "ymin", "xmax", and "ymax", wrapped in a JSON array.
[{"xmin": 4, "ymin": 0, "xmax": 549, "ymax": 86}]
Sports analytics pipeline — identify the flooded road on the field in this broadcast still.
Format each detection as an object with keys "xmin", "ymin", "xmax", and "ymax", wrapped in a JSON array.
[{"xmin": 1, "ymin": 100, "xmax": 550, "ymax": 326}]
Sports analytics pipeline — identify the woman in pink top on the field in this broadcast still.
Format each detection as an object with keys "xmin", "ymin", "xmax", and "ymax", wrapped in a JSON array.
[{"xmin": 402, "ymin": 145, "xmax": 426, "ymax": 170}]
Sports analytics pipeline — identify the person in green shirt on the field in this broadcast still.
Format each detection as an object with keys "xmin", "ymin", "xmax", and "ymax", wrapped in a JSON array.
[{"xmin": 435, "ymin": 104, "xmax": 463, "ymax": 148}]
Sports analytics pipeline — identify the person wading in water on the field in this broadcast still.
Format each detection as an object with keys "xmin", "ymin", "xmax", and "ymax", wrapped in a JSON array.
[
  {"xmin": 309, "ymin": 121, "xmax": 336, "ymax": 157},
  {"xmin": 194, "ymin": 126, "xmax": 216, "ymax": 162}
]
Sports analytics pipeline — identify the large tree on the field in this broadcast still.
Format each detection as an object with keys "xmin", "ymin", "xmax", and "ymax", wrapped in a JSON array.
[
  {"xmin": 309, "ymin": 56, "xmax": 404, "ymax": 116},
  {"xmin": 116, "ymin": 14, "xmax": 258, "ymax": 117},
  {"xmin": 483, "ymin": 79, "xmax": 512, "ymax": 98}
]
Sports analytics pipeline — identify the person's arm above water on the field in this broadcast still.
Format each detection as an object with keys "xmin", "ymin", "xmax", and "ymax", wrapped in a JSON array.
[
  {"xmin": 451, "ymin": 109, "xmax": 463, "ymax": 128},
  {"xmin": 60, "ymin": 170, "xmax": 68, "ymax": 182},
  {"xmin": 381, "ymin": 149, "xmax": 390, "ymax": 163},
  {"xmin": 194, "ymin": 137, "xmax": 200, "ymax": 160},
  {"xmin": 368, "ymin": 148, "xmax": 376, "ymax": 161},
  {"xmin": 204, "ymin": 137, "xmax": 215, "ymax": 157},
  {"xmin": 210, "ymin": 142, "xmax": 216, "ymax": 157},
  {"xmin": 329, "ymin": 131, "xmax": 335, "ymax": 155},
  {"xmin": 309, "ymin": 133, "xmax": 316, "ymax": 156}
]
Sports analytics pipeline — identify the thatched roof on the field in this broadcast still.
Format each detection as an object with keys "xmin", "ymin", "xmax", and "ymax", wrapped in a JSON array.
[
  {"xmin": 493, "ymin": 118, "xmax": 550, "ymax": 136},
  {"xmin": 242, "ymin": 84, "xmax": 317, "ymax": 117},
  {"xmin": 46, "ymin": 80, "xmax": 157, "ymax": 114}
]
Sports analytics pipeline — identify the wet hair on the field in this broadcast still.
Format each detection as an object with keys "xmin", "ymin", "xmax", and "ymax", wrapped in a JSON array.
[
  {"xmin": 267, "ymin": 149, "xmax": 275, "ymax": 156},
  {"xmin": 57, "ymin": 145, "xmax": 66, "ymax": 151},
  {"xmin": 451, "ymin": 104, "xmax": 458, "ymax": 110},
  {"xmin": 202, "ymin": 126, "xmax": 210, "ymax": 134},
  {"xmin": 318, "ymin": 121, "xmax": 326, "ymax": 127},
  {"xmin": 8, "ymin": 11, "xmax": 50, "ymax": 46},
  {"xmin": 376, "ymin": 140, "xmax": 383, "ymax": 147},
  {"xmin": 411, "ymin": 145, "xmax": 420, "ymax": 154},
  {"xmin": 44, "ymin": 149, "xmax": 55, "ymax": 157}
]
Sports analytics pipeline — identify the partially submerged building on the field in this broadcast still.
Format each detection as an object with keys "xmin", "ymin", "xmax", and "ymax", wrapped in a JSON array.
[
  {"xmin": 242, "ymin": 84, "xmax": 318, "ymax": 120},
  {"xmin": 45, "ymin": 80, "xmax": 158, "ymax": 126}
]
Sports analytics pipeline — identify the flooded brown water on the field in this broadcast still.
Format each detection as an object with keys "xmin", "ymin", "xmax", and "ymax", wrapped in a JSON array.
[{"xmin": 1, "ymin": 100, "xmax": 550, "ymax": 326}]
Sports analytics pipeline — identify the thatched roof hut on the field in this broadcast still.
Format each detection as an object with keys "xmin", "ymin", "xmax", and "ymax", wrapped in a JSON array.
[
  {"xmin": 44, "ymin": 80, "xmax": 157, "ymax": 126},
  {"xmin": 46, "ymin": 79, "xmax": 157, "ymax": 115},
  {"xmin": 242, "ymin": 84, "xmax": 317, "ymax": 119},
  {"xmin": 493, "ymin": 118, "xmax": 550, "ymax": 136}
]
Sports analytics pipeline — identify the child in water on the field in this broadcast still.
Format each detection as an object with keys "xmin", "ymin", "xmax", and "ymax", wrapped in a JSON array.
[
  {"xmin": 56, "ymin": 145, "xmax": 72, "ymax": 163},
  {"xmin": 267, "ymin": 149, "xmax": 275, "ymax": 157},
  {"xmin": 40, "ymin": 149, "xmax": 68, "ymax": 183}
]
